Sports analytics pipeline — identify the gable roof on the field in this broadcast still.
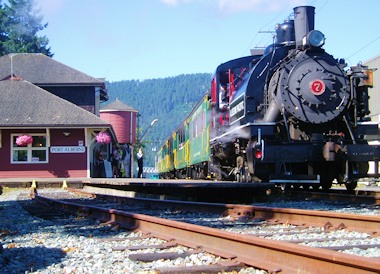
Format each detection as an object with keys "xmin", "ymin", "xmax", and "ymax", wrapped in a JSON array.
[
  {"xmin": 0, "ymin": 78, "xmax": 111, "ymax": 128},
  {"xmin": 100, "ymin": 98, "xmax": 138, "ymax": 112},
  {"xmin": 0, "ymin": 53, "xmax": 104, "ymax": 86}
]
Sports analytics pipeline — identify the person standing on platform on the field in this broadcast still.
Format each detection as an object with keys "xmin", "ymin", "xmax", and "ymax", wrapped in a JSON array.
[
  {"xmin": 95, "ymin": 150, "xmax": 105, "ymax": 178},
  {"xmin": 137, "ymin": 148, "xmax": 143, "ymax": 178},
  {"xmin": 122, "ymin": 144, "xmax": 131, "ymax": 178},
  {"xmin": 111, "ymin": 146, "xmax": 120, "ymax": 178}
]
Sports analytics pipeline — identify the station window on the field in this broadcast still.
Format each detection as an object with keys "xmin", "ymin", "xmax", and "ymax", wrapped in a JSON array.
[{"xmin": 11, "ymin": 134, "xmax": 48, "ymax": 163}]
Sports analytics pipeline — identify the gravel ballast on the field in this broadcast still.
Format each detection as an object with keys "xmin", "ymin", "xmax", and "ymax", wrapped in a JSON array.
[{"xmin": 0, "ymin": 189, "xmax": 263, "ymax": 274}]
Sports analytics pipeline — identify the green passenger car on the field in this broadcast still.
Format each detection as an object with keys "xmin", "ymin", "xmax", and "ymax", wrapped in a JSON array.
[
  {"xmin": 157, "ymin": 94, "xmax": 211, "ymax": 179},
  {"xmin": 172, "ymin": 120, "xmax": 189, "ymax": 178},
  {"xmin": 188, "ymin": 95, "xmax": 211, "ymax": 178},
  {"xmin": 157, "ymin": 139, "xmax": 174, "ymax": 178}
]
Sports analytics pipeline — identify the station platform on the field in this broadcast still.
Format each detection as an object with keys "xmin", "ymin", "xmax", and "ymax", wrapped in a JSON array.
[
  {"xmin": 86, "ymin": 178, "xmax": 274, "ymax": 203},
  {"xmin": 0, "ymin": 178, "xmax": 274, "ymax": 203}
]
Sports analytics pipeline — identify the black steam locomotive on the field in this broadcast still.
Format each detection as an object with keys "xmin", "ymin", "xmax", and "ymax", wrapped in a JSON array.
[
  {"xmin": 209, "ymin": 5, "xmax": 378, "ymax": 190},
  {"xmin": 157, "ymin": 5, "xmax": 378, "ymax": 191}
]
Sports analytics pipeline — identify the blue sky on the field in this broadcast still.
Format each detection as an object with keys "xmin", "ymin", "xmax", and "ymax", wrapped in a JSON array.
[{"xmin": 36, "ymin": 0, "xmax": 380, "ymax": 82}]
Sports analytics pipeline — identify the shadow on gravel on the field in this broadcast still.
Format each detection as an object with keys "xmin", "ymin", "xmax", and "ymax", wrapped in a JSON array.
[
  {"xmin": 0, "ymin": 196, "xmax": 66, "ymax": 273},
  {"xmin": 0, "ymin": 246, "xmax": 65, "ymax": 273}
]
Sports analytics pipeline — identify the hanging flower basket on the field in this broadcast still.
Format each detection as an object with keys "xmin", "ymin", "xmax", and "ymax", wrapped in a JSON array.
[
  {"xmin": 96, "ymin": 132, "xmax": 111, "ymax": 144},
  {"xmin": 16, "ymin": 134, "xmax": 33, "ymax": 146}
]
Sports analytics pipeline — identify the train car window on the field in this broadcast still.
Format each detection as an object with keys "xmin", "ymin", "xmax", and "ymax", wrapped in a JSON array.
[
  {"xmin": 173, "ymin": 132, "xmax": 177, "ymax": 149},
  {"xmin": 195, "ymin": 115, "xmax": 199, "ymax": 137},
  {"xmin": 228, "ymin": 70, "xmax": 235, "ymax": 101},
  {"xmin": 201, "ymin": 111, "xmax": 205, "ymax": 133},
  {"xmin": 185, "ymin": 122, "xmax": 189, "ymax": 141},
  {"xmin": 168, "ymin": 138, "xmax": 173, "ymax": 154},
  {"xmin": 219, "ymin": 85, "xmax": 228, "ymax": 110},
  {"xmin": 179, "ymin": 126, "xmax": 185, "ymax": 149},
  {"xmin": 211, "ymin": 77, "xmax": 217, "ymax": 104}
]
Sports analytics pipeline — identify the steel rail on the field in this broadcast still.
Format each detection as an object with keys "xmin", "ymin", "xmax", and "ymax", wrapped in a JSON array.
[
  {"xmin": 249, "ymin": 205, "xmax": 380, "ymax": 234},
  {"xmin": 33, "ymin": 194, "xmax": 380, "ymax": 273},
  {"xmin": 68, "ymin": 189, "xmax": 380, "ymax": 233},
  {"xmin": 289, "ymin": 189, "xmax": 380, "ymax": 205}
]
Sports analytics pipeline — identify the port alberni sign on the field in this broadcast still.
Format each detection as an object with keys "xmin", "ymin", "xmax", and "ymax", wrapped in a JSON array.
[{"xmin": 50, "ymin": 146, "xmax": 85, "ymax": 153}]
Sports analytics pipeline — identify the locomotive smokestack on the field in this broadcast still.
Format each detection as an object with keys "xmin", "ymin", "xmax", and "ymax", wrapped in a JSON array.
[{"xmin": 294, "ymin": 6, "xmax": 315, "ymax": 48}]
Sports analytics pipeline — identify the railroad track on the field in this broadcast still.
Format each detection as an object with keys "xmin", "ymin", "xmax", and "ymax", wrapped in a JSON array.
[
  {"xmin": 28, "ymin": 189, "xmax": 380, "ymax": 273},
  {"xmin": 283, "ymin": 187, "xmax": 380, "ymax": 205}
]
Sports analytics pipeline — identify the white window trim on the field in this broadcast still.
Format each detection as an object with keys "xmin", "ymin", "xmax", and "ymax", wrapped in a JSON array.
[{"xmin": 11, "ymin": 133, "xmax": 49, "ymax": 164}]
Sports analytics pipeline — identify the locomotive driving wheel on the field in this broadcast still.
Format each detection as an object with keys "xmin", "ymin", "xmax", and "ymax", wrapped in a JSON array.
[
  {"xmin": 337, "ymin": 162, "xmax": 368, "ymax": 191},
  {"xmin": 314, "ymin": 162, "xmax": 336, "ymax": 190},
  {"xmin": 344, "ymin": 180, "xmax": 358, "ymax": 191},
  {"xmin": 319, "ymin": 169, "xmax": 334, "ymax": 190}
]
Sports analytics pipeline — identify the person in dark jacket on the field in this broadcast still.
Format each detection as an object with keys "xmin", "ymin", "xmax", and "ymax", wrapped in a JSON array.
[
  {"xmin": 121, "ymin": 144, "xmax": 131, "ymax": 178},
  {"xmin": 111, "ymin": 146, "xmax": 120, "ymax": 178}
]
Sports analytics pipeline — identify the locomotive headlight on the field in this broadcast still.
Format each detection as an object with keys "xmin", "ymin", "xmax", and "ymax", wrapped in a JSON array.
[{"xmin": 306, "ymin": 30, "xmax": 325, "ymax": 48}]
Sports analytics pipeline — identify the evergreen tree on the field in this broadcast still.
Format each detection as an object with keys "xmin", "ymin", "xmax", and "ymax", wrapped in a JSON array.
[{"xmin": 0, "ymin": 0, "xmax": 52, "ymax": 56}]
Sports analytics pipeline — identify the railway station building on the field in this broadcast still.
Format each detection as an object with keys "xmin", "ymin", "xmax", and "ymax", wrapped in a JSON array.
[{"xmin": 0, "ymin": 53, "xmax": 118, "ymax": 179}]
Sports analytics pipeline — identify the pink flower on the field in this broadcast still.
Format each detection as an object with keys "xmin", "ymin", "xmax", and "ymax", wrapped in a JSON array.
[
  {"xmin": 96, "ymin": 132, "xmax": 111, "ymax": 144},
  {"xmin": 16, "ymin": 134, "xmax": 33, "ymax": 146}
]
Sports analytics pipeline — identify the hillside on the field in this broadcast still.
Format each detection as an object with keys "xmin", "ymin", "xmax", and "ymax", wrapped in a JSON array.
[{"xmin": 104, "ymin": 73, "xmax": 211, "ymax": 166}]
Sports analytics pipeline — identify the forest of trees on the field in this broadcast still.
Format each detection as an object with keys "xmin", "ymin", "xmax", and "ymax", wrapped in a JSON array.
[{"xmin": 105, "ymin": 73, "xmax": 212, "ymax": 167}]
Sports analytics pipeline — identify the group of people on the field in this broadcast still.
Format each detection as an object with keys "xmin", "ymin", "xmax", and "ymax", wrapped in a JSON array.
[
  {"xmin": 111, "ymin": 144, "xmax": 131, "ymax": 178},
  {"xmin": 111, "ymin": 145, "xmax": 144, "ymax": 178},
  {"xmin": 94, "ymin": 144, "xmax": 144, "ymax": 178}
]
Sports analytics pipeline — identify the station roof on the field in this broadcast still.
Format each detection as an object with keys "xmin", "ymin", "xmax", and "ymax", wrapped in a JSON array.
[
  {"xmin": 0, "ymin": 78, "xmax": 111, "ymax": 128},
  {"xmin": 0, "ymin": 53, "xmax": 105, "ymax": 86}
]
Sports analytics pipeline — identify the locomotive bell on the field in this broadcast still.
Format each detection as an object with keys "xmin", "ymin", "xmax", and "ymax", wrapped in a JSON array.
[{"xmin": 275, "ymin": 19, "xmax": 295, "ymax": 45}]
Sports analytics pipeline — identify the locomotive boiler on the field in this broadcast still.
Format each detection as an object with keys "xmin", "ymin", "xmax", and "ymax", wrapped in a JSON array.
[{"xmin": 157, "ymin": 5, "xmax": 379, "ymax": 191}]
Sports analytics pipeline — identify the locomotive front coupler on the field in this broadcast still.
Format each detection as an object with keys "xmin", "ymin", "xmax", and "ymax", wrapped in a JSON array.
[{"xmin": 322, "ymin": 132, "xmax": 345, "ymax": 161}]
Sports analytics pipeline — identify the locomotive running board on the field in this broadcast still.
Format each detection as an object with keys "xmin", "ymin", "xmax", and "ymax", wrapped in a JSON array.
[
  {"xmin": 210, "ymin": 122, "xmax": 276, "ymax": 143},
  {"xmin": 269, "ymin": 175, "xmax": 320, "ymax": 184}
]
